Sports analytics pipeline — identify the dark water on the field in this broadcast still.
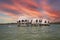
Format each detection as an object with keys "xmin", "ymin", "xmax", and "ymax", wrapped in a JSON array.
[{"xmin": 0, "ymin": 24, "xmax": 60, "ymax": 40}]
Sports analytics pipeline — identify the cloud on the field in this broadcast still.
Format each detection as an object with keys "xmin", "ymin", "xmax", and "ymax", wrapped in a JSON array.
[{"xmin": 0, "ymin": 0, "xmax": 60, "ymax": 23}]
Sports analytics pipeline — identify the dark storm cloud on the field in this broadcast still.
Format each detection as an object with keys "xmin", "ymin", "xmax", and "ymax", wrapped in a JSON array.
[
  {"xmin": 48, "ymin": 0, "xmax": 60, "ymax": 10},
  {"xmin": 46, "ymin": 0, "xmax": 60, "ymax": 19},
  {"xmin": 0, "ymin": 0, "xmax": 13, "ymax": 5}
]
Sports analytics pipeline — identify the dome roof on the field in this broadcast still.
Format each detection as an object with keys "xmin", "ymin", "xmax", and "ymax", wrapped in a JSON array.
[{"xmin": 18, "ymin": 16, "xmax": 30, "ymax": 21}]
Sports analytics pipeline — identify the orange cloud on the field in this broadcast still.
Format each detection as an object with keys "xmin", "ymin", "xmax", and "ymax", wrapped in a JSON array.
[{"xmin": 0, "ymin": 0, "xmax": 60, "ymax": 22}]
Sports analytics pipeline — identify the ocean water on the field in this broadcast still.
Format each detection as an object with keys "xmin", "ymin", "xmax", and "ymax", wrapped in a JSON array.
[{"xmin": 0, "ymin": 24, "xmax": 60, "ymax": 40}]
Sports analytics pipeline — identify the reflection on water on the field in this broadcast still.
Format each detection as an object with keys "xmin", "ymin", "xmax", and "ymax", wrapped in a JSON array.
[{"xmin": 0, "ymin": 24, "xmax": 60, "ymax": 40}]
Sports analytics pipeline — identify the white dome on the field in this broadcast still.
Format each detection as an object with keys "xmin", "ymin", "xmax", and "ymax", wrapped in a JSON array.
[
  {"xmin": 41, "ymin": 19, "xmax": 49, "ymax": 24},
  {"xmin": 18, "ymin": 16, "xmax": 31, "ymax": 21}
]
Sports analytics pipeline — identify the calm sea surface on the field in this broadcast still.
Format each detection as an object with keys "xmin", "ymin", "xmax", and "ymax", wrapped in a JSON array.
[{"xmin": 0, "ymin": 24, "xmax": 60, "ymax": 40}]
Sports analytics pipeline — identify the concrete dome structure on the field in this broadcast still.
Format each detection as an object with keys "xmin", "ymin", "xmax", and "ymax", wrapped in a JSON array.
[
  {"xmin": 18, "ymin": 16, "xmax": 30, "ymax": 21},
  {"xmin": 41, "ymin": 19, "xmax": 49, "ymax": 24},
  {"xmin": 17, "ymin": 16, "xmax": 50, "ymax": 26}
]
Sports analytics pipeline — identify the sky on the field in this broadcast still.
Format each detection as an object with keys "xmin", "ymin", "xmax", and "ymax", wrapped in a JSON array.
[{"xmin": 0, "ymin": 0, "xmax": 60, "ymax": 23}]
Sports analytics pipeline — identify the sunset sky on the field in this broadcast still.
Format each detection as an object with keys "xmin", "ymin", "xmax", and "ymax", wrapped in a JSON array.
[{"xmin": 0, "ymin": 0, "xmax": 60, "ymax": 23}]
